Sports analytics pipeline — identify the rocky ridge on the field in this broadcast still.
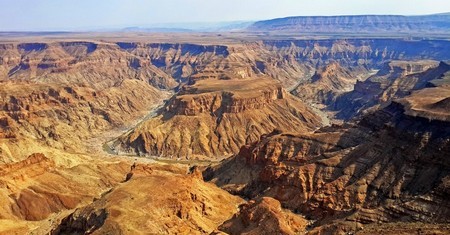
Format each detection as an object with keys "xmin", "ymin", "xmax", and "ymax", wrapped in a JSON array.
[
  {"xmin": 206, "ymin": 88, "xmax": 450, "ymax": 232},
  {"xmin": 332, "ymin": 60, "xmax": 446, "ymax": 120}
]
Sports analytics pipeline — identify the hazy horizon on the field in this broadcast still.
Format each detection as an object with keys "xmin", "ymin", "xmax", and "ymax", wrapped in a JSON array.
[{"xmin": 2, "ymin": 0, "xmax": 450, "ymax": 31}]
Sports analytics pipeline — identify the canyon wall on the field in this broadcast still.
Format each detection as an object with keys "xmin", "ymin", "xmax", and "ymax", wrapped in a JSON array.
[{"xmin": 206, "ymin": 89, "xmax": 450, "ymax": 232}]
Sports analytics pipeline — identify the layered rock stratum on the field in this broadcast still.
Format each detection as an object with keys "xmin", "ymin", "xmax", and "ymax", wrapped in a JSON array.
[
  {"xmin": 0, "ymin": 36, "xmax": 449, "ymax": 234},
  {"xmin": 206, "ymin": 79, "xmax": 450, "ymax": 233},
  {"xmin": 116, "ymin": 78, "xmax": 322, "ymax": 159}
]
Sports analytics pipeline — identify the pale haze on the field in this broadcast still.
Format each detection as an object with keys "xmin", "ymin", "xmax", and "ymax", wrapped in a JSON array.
[{"xmin": 2, "ymin": 0, "xmax": 450, "ymax": 31}]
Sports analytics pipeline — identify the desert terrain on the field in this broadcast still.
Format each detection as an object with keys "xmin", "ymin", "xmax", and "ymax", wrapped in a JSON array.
[{"xmin": 0, "ymin": 14, "xmax": 450, "ymax": 234}]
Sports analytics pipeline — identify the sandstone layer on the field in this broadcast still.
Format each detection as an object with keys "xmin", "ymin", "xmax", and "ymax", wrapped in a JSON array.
[{"xmin": 0, "ymin": 79, "xmax": 165, "ymax": 158}]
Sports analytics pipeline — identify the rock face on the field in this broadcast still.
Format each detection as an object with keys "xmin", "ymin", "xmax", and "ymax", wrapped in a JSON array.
[
  {"xmin": 117, "ymin": 79, "xmax": 322, "ymax": 159},
  {"xmin": 219, "ymin": 197, "xmax": 307, "ymax": 235},
  {"xmin": 332, "ymin": 60, "xmax": 446, "ymax": 120},
  {"xmin": 0, "ymin": 42, "xmax": 177, "ymax": 90},
  {"xmin": 206, "ymin": 92, "xmax": 450, "ymax": 230},
  {"xmin": 292, "ymin": 62, "xmax": 366, "ymax": 104},
  {"xmin": 3, "ymin": 39, "xmax": 450, "ymax": 91},
  {"xmin": 1, "ymin": 37, "xmax": 450, "ymax": 234},
  {"xmin": 0, "ymin": 79, "xmax": 165, "ymax": 155},
  {"xmin": 248, "ymin": 13, "xmax": 450, "ymax": 34},
  {"xmin": 262, "ymin": 39, "xmax": 450, "ymax": 68},
  {"xmin": 52, "ymin": 166, "xmax": 243, "ymax": 235},
  {"xmin": 0, "ymin": 152, "xmax": 133, "ymax": 223}
]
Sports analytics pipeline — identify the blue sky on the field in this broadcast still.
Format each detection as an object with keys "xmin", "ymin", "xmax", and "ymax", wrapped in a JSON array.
[{"xmin": 2, "ymin": 0, "xmax": 450, "ymax": 31}]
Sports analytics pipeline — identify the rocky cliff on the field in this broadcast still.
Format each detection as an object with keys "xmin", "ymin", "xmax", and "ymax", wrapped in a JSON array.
[
  {"xmin": 219, "ymin": 197, "xmax": 307, "ymax": 235},
  {"xmin": 3, "ymin": 39, "xmax": 450, "ymax": 91},
  {"xmin": 206, "ymin": 89, "xmax": 450, "ymax": 232},
  {"xmin": 116, "ymin": 78, "xmax": 322, "ymax": 159},
  {"xmin": 0, "ymin": 42, "xmax": 177, "ymax": 90},
  {"xmin": 333, "ymin": 60, "xmax": 448, "ymax": 120},
  {"xmin": 292, "ymin": 62, "xmax": 366, "ymax": 104},
  {"xmin": 1, "ymin": 37, "xmax": 450, "ymax": 234},
  {"xmin": 0, "ymin": 79, "xmax": 165, "ymax": 155}
]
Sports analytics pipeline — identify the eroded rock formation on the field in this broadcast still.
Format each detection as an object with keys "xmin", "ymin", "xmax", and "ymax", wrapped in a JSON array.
[
  {"xmin": 219, "ymin": 197, "xmax": 307, "ymax": 235},
  {"xmin": 52, "ymin": 166, "xmax": 243, "ymax": 235},
  {"xmin": 206, "ymin": 89, "xmax": 450, "ymax": 230},
  {"xmin": 117, "ymin": 79, "xmax": 322, "ymax": 158}
]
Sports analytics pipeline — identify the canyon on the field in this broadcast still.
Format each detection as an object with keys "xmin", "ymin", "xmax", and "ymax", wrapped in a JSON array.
[{"xmin": 0, "ymin": 32, "xmax": 449, "ymax": 234}]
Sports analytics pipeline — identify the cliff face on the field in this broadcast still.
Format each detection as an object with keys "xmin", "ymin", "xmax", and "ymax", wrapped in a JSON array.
[
  {"xmin": 167, "ymin": 79, "xmax": 286, "ymax": 115},
  {"xmin": 333, "ymin": 60, "xmax": 448, "ymax": 120},
  {"xmin": 3, "ymin": 39, "xmax": 450, "ymax": 91},
  {"xmin": 263, "ymin": 39, "xmax": 450, "ymax": 67},
  {"xmin": 1, "ymin": 38, "xmax": 450, "ymax": 234},
  {"xmin": 292, "ymin": 62, "xmax": 365, "ymax": 104},
  {"xmin": 0, "ymin": 152, "xmax": 132, "ymax": 223},
  {"xmin": 117, "ymin": 79, "xmax": 322, "ymax": 159},
  {"xmin": 206, "ymin": 94, "xmax": 450, "ymax": 230},
  {"xmin": 0, "ymin": 42, "xmax": 177, "ymax": 90},
  {"xmin": 0, "ymin": 79, "xmax": 165, "ymax": 155}
]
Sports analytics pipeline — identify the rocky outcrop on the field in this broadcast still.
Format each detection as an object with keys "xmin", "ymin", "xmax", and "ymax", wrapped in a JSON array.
[
  {"xmin": 52, "ymin": 207, "xmax": 108, "ymax": 235},
  {"xmin": 332, "ymin": 60, "xmax": 446, "ymax": 120},
  {"xmin": 117, "ymin": 79, "xmax": 322, "ymax": 159},
  {"xmin": 52, "ymin": 168, "xmax": 243, "ymax": 235},
  {"xmin": 219, "ymin": 197, "xmax": 307, "ymax": 235},
  {"xmin": 167, "ymin": 80, "xmax": 286, "ymax": 115}
]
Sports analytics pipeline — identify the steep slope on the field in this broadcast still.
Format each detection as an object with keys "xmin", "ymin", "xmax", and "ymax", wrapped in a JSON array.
[
  {"xmin": 292, "ymin": 62, "xmax": 367, "ymax": 104},
  {"xmin": 1, "ymin": 37, "xmax": 450, "ymax": 235},
  {"xmin": 116, "ymin": 78, "xmax": 322, "ymax": 159},
  {"xmin": 0, "ymin": 149, "xmax": 138, "ymax": 234},
  {"xmin": 219, "ymin": 197, "xmax": 307, "ymax": 235},
  {"xmin": 0, "ymin": 79, "xmax": 166, "ymax": 156},
  {"xmin": 248, "ymin": 14, "xmax": 450, "ymax": 34},
  {"xmin": 206, "ymin": 86, "xmax": 450, "ymax": 231},
  {"xmin": 332, "ymin": 60, "xmax": 445, "ymax": 120},
  {"xmin": 262, "ymin": 39, "xmax": 450, "ymax": 68},
  {"xmin": 1, "ymin": 42, "xmax": 177, "ymax": 90}
]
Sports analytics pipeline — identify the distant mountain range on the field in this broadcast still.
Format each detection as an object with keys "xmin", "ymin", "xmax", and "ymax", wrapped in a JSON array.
[
  {"xmin": 120, "ymin": 13, "xmax": 450, "ymax": 35},
  {"xmin": 247, "ymin": 13, "xmax": 450, "ymax": 33},
  {"xmin": 120, "ymin": 21, "xmax": 253, "ymax": 32}
]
